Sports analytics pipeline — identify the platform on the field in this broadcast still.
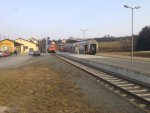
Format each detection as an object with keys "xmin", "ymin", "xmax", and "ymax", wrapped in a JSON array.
[
  {"xmin": 58, "ymin": 52, "xmax": 150, "ymax": 74},
  {"xmin": 57, "ymin": 52, "xmax": 150, "ymax": 86}
]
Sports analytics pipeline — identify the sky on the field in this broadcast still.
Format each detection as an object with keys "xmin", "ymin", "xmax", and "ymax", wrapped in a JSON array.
[{"xmin": 0, "ymin": 0, "xmax": 149, "ymax": 40}]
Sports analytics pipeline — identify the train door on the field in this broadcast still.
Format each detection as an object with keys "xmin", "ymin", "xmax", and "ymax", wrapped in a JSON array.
[
  {"xmin": 85, "ymin": 44, "xmax": 88, "ymax": 54},
  {"xmin": 90, "ymin": 44, "xmax": 96, "ymax": 55},
  {"xmin": 79, "ymin": 44, "xmax": 85, "ymax": 54}
]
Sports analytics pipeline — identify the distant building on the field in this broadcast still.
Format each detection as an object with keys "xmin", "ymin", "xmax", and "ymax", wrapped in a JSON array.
[
  {"xmin": 15, "ymin": 38, "xmax": 38, "ymax": 53},
  {"xmin": 28, "ymin": 37, "xmax": 39, "ymax": 45},
  {"xmin": 0, "ymin": 39, "xmax": 23, "ymax": 53},
  {"xmin": 62, "ymin": 39, "xmax": 67, "ymax": 44}
]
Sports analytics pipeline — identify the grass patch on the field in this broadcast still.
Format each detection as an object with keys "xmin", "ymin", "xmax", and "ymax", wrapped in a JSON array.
[{"xmin": 99, "ymin": 51, "xmax": 150, "ymax": 58}]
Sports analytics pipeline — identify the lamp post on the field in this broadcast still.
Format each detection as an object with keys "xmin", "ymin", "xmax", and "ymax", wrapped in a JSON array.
[
  {"xmin": 45, "ymin": 37, "xmax": 47, "ymax": 53},
  {"xmin": 80, "ymin": 29, "xmax": 88, "ymax": 54},
  {"xmin": 45, "ymin": 37, "xmax": 49, "ymax": 53},
  {"xmin": 80, "ymin": 29, "xmax": 88, "ymax": 39},
  {"xmin": 124, "ymin": 5, "xmax": 141, "ymax": 64}
]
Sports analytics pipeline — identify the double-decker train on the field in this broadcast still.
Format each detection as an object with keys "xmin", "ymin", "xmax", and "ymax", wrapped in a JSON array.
[{"xmin": 60, "ymin": 39, "xmax": 98, "ymax": 55}]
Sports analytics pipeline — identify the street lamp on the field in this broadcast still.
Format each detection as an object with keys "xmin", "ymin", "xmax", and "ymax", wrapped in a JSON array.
[
  {"xmin": 124, "ymin": 5, "xmax": 141, "ymax": 64},
  {"xmin": 80, "ymin": 29, "xmax": 88, "ymax": 39},
  {"xmin": 80, "ymin": 29, "xmax": 88, "ymax": 54},
  {"xmin": 45, "ymin": 37, "xmax": 50, "ymax": 53}
]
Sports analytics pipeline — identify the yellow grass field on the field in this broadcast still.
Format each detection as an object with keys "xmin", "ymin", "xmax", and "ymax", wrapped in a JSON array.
[
  {"xmin": 98, "ymin": 41, "xmax": 150, "ymax": 58},
  {"xmin": 99, "ymin": 51, "xmax": 150, "ymax": 58},
  {"xmin": 98, "ymin": 41, "xmax": 121, "ymax": 48}
]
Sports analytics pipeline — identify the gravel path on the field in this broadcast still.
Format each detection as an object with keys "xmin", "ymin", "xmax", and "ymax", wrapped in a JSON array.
[{"xmin": 0, "ymin": 55, "xmax": 32, "ymax": 69}]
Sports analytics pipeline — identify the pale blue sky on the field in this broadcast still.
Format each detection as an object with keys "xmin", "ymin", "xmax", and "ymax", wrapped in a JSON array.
[{"xmin": 0, "ymin": 0, "xmax": 149, "ymax": 40}]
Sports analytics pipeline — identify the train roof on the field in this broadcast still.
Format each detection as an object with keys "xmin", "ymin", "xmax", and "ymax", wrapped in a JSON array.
[{"xmin": 77, "ymin": 39, "xmax": 98, "ymax": 43}]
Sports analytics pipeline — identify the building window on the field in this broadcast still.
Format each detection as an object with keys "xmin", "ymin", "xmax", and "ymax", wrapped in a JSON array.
[
  {"xmin": 29, "ymin": 48, "xmax": 33, "ymax": 51},
  {"xmin": 23, "ymin": 46, "xmax": 28, "ymax": 51},
  {"xmin": 1, "ymin": 46, "xmax": 9, "ymax": 51}
]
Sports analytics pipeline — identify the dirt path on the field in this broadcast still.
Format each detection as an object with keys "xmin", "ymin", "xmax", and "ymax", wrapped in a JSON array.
[{"xmin": 0, "ymin": 55, "xmax": 32, "ymax": 69}]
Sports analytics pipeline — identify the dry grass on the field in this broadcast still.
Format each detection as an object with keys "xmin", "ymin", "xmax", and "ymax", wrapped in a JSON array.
[
  {"xmin": 0, "ymin": 61, "xmax": 100, "ymax": 113},
  {"xmin": 98, "ymin": 41, "xmax": 120, "ymax": 48},
  {"xmin": 134, "ymin": 51, "xmax": 150, "ymax": 57},
  {"xmin": 99, "ymin": 51, "xmax": 150, "ymax": 58}
]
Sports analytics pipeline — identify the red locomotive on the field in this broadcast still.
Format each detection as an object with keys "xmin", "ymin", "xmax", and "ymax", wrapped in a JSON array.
[{"xmin": 48, "ymin": 41, "xmax": 57, "ymax": 53}]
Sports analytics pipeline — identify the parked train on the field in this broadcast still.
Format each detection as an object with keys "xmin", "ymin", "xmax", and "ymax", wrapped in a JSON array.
[
  {"xmin": 47, "ymin": 41, "xmax": 57, "ymax": 53},
  {"xmin": 60, "ymin": 39, "xmax": 98, "ymax": 55},
  {"xmin": 84, "ymin": 39, "xmax": 98, "ymax": 54}
]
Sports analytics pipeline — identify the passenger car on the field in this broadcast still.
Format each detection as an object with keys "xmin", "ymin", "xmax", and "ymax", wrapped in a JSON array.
[
  {"xmin": 29, "ymin": 51, "xmax": 34, "ymax": 55},
  {"xmin": 4, "ymin": 51, "xmax": 10, "ymax": 56},
  {"xmin": 0, "ymin": 51, "xmax": 4, "ymax": 57},
  {"xmin": 0, "ymin": 51, "xmax": 10, "ymax": 57},
  {"xmin": 33, "ymin": 51, "xmax": 40, "ymax": 56}
]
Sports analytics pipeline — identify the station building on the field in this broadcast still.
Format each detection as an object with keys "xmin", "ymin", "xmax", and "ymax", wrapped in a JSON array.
[
  {"xmin": 0, "ymin": 39, "xmax": 23, "ymax": 53},
  {"xmin": 15, "ymin": 38, "xmax": 39, "ymax": 53}
]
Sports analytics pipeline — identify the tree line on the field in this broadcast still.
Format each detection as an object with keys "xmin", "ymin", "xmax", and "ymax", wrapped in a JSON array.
[
  {"xmin": 94, "ymin": 25, "xmax": 150, "ymax": 51},
  {"xmin": 136, "ymin": 26, "xmax": 150, "ymax": 51}
]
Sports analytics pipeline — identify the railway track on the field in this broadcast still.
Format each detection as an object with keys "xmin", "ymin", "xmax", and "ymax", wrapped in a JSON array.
[{"xmin": 55, "ymin": 54, "xmax": 150, "ymax": 113}]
